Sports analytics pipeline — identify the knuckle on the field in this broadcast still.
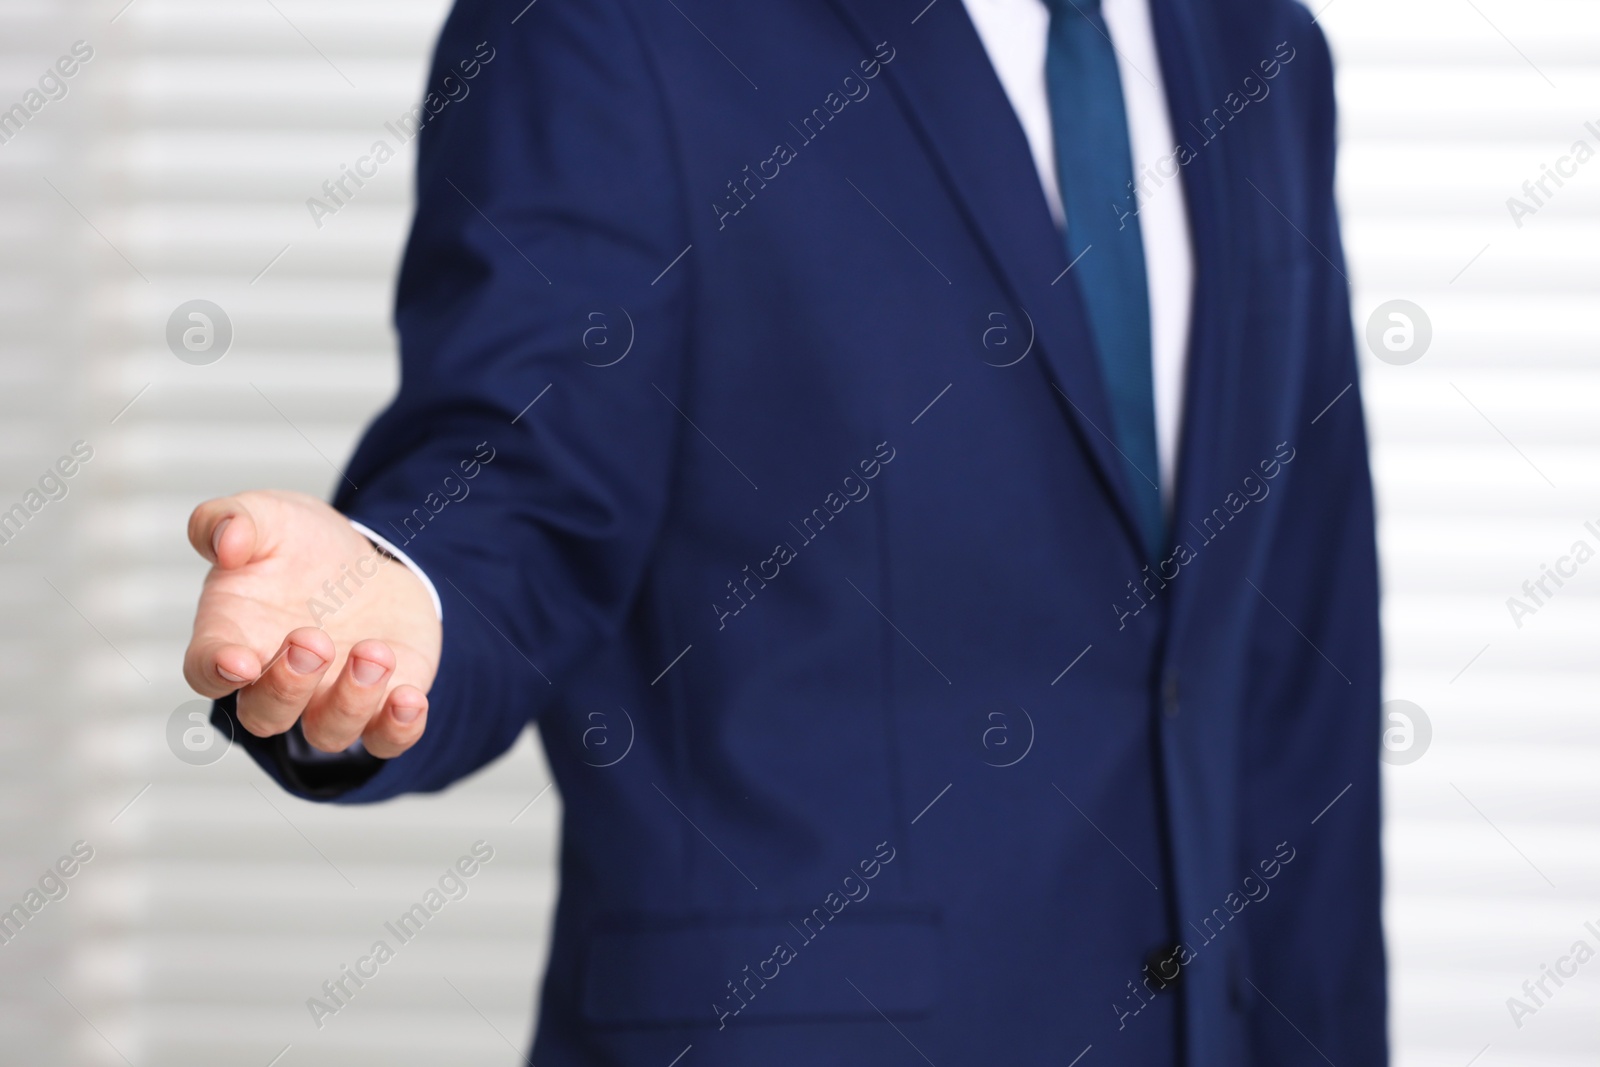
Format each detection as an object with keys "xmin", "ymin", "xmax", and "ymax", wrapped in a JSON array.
[
  {"xmin": 366, "ymin": 724, "xmax": 422, "ymax": 759},
  {"xmin": 324, "ymin": 689, "xmax": 367, "ymax": 726},
  {"xmin": 234, "ymin": 706, "xmax": 282, "ymax": 738},
  {"xmin": 306, "ymin": 688, "xmax": 380, "ymax": 747},
  {"xmin": 236, "ymin": 678, "xmax": 307, "ymax": 729},
  {"xmin": 380, "ymin": 710, "xmax": 427, "ymax": 748},
  {"xmin": 258, "ymin": 668, "xmax": 311, "ymax": 707},
  {"xmin": 300, "ymin": 725, "xmax": 343, "ymax": 752},
  {"xmin": 380, "ymin": 717, "xmax": 423, "ymax": 745},
  {"xmin": 303, "ymin": 713, "xmax": 360, "ymax": 752}
]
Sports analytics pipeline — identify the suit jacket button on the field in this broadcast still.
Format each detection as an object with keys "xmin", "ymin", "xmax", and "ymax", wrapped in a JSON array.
[{"xmin": 1144, "ymin": 944, "xmax": 1184, "ymax": 991}]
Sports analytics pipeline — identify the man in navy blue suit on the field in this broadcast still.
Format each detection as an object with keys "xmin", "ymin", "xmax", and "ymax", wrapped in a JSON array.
[{"xmin": 186, "ymin": 0, "xmax": 1385, "ymax": 1062}]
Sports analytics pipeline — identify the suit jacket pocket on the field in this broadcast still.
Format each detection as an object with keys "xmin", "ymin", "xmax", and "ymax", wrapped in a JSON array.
[{"xmin": 580, "ymin": 907, "xmax": 942, "ymax": 1028}]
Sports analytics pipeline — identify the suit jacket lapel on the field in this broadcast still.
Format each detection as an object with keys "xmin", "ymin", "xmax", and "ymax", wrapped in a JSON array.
[
  {"xmin": 825, "ymin": 0, "xmax": 1151, "ymax": 558},
  {"xmin": 1148, "ymin": 0, "xmax": 1248, "ymax": 629}
]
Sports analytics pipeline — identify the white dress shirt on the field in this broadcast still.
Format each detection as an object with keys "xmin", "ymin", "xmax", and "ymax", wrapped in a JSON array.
[{"xmin": 961, "ymin": 0, "xmax": 1193, "ymax": 507}]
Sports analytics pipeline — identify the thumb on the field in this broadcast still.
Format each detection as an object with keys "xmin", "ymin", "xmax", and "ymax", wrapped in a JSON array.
[{"xmin": 188, "ymin": 496, "xmax": 261, "ymax": 569}]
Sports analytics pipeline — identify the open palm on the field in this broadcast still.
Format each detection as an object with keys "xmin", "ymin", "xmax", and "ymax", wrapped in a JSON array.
[{"xmin": 183, "ymin": 489, "xmax": 442, "ymax": 758}]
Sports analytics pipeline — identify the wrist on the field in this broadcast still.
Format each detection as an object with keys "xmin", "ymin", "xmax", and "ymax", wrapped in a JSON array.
[{"xmin": 348, "ymin": 520, "xmax": 444, "ymax": 621}]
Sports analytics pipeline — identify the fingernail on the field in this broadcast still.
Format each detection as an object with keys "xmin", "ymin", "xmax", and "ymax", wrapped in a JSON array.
[
  {"xmin": 217, "ymin": 666, "xmax": 248, "ymax": 684},
  {"xmin": 392, "ymin": 702, "xmax": 422, "ymax": 724},
  {"xmin": 211, "ymin": 517, "xmax": 232, "ymax": 557},
  {"xmin": 285, "ymin": 644, "xmax": 326, "ymax": 675},
  {"xmin": 351, "ymin": 657, "xmax": 387, "ymax": 686}
]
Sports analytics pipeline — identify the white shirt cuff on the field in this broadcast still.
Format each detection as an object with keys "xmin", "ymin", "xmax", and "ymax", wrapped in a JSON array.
[{"xmin": 348, "ymin": 520, "xmax": 445, "ymax": 621}]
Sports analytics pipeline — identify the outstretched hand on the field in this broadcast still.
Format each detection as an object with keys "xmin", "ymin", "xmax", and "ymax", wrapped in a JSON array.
[{"xmin": 183, "ymin": 490, "xmax": 443, "ymax": 759}]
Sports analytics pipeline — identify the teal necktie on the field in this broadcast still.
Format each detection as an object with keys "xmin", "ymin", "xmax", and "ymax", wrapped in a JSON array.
[{"xmin": 1044, "ymin": 0, "xmax": 1164, "ymax": 558}]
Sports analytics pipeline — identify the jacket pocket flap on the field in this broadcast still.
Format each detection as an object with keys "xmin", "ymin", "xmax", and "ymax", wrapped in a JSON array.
[{"xmin": 581, "ymin": 907, "xmax": 941, "ymax": 1027}]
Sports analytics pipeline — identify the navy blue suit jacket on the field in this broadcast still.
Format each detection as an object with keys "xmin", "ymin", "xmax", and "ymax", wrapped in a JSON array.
[{"xmin": 223, "ymin": 0, "xmax": 1386, "ymax": 1061}]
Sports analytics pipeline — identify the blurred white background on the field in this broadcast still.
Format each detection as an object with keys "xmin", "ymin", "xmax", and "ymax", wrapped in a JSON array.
[{"xmin": 0, "ymin": 0, "xmax": 1594, "ymax": 1064}]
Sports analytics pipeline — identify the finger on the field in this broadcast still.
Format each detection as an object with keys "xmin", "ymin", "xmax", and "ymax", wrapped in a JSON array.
[
  {"xmin": 234, "ymin": 627, "xmax": 335, "ymax": 737},
  {"xmin": 188, "ymin": 496, "xmax": 259, "ymax": 568},
  {"xmin": 183, "ymin": 634, "xmax": 264, "ymax": 699},
  {"xmin": 361, "ymin": 685, "xmax": 429, "ymax": 759},
  {"xmin": 301, "ymin": 639, "xmax": 395, "ymax": 752},
  {"xmin": 184, "ymin": 599, "xmax": 265, "ymax": 698}
]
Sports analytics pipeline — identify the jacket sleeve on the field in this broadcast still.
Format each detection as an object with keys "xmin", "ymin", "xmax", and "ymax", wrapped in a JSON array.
[
  {"xmin": 1236, "ymin": 14, "xmax": 1388, "ymax": 1063},
  {"xmin": 224, "ymin": 0, "xmax": 692, "ymax": 803}
]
